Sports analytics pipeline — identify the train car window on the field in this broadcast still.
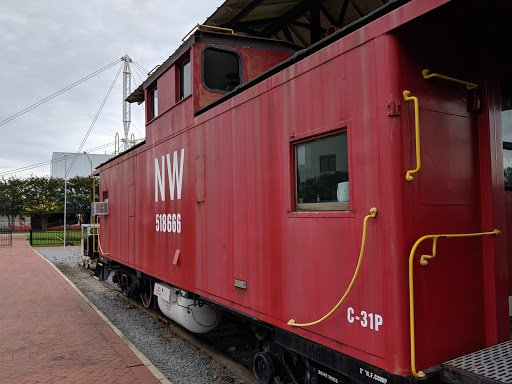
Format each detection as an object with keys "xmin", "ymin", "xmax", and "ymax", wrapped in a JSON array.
[
  {"xmin": 180, "ymin": 60, "xmax": 191, "ymax": 100},
  {"xmin": 149, "ymin": 87, "xmax": 158, "ymax": 120},
  {"xmin": 502, "ymin": 82, "xmax": 512, "ymax": 191},
  {"xmin": 103, "ymin": 190, "xmax": 108, "ymax": 203},
  {"xmin": 202, "ymin": 47, "xmax": 241, "ymax": 93},
  {"xmin": 295, "ymin": 133, "xmax": 349, "ymax": 211}
]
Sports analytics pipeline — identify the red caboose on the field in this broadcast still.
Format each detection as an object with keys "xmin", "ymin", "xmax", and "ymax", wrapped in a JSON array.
[{"xmin": 95, "ymin": 0, "xmax": 512, "ymax": 383}]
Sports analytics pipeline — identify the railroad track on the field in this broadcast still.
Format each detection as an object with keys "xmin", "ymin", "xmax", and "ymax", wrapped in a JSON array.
[{"xmin": 84, "ymin": 266, "xmax": 258, "ymax": 384}]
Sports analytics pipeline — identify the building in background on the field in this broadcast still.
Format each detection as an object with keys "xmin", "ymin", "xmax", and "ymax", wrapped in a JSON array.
[
  {"xmin": 51, "ymin": 152, "xmax": 113, "ymax": 179},
  {"xmin": 0, "ymin": 214, "xmax": 31, "ymax": 230}
]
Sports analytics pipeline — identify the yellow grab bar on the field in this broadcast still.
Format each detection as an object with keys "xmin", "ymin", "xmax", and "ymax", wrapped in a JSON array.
[
  {"xmin": 408, "ymin": 229, "xmax": 500, "ymax": 378},
  {"xmin": 288, "ymin": 207, "xmax": 378, "ymax": 327},
  {"xmin": 94, "ymin": 214, "xmax": 109, "ymax": 256},
  {"xmin": 403, "ymin": 91, "xmax": 420, "ymax": 182},
  {"xmin": 422, "ymin": 69, "xmax": 478, "ymax": 90},
  {"xmin": 114, "ymin": 132, "xmax": 120, "ymax": 156},
  {"xmin": 147, "ymin": 65, "xmax": 161, "ymax": 77},
  {"xmin": 182, "ymin": 24, "xmax": 235, "ymax": 42}
]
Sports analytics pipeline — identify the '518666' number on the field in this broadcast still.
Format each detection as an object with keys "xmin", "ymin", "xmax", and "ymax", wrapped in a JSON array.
[{"xmin": 156, "ymin": 213, "xmax": 181, "ymax": 233}]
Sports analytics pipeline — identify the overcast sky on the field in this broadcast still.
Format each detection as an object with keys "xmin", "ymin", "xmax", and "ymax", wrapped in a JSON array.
[{"xmin": 0, "ymin": 0, "xmax": 224, "ymax": 179}]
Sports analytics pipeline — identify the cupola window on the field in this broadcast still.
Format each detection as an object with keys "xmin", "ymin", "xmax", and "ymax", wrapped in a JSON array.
[{"xmin": 203, "ymin": 47, "xmax": 242, "ymax": 93}]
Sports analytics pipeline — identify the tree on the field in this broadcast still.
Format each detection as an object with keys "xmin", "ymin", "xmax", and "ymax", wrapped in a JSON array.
[
  {"xmin": 0, "ymin": 177, "xmax": 26, "ymax": 228},
  {"xmin": 67, "ymin": 175, "xmax": 98, "ymax": 226},
  {"xmin": 24, "ymin": 176, "xmax": 64, "ymax": 230}
]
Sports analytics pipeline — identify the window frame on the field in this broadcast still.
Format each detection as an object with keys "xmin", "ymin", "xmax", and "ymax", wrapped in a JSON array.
[
  {"xmin": 504, "ymin": 142, "xmax": 512, "ymax": 191},
  {"xmin": 149, "ymin": 87, "xmax": 158, "ymax": 121},
  {"xmin": 319, "ymin": 154, "xmax": 337, "ymax": 172},
  {"xmin": 179, "ymin": 59, "xmax": 191, "ymax": 101},
  {"xmin": 289, "ymin": 122, "xmax": 353, "ymax": 218},
  {"xmin": 502, "ymin": 81, "xmax": 512, "ymax": 191},
  {"xmin": 201, "ymin": 45, "xmax": 243, "ymax": 94}
]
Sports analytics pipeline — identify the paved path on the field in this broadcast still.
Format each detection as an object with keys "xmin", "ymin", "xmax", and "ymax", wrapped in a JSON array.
[{"xmin": 0, "ymin": 236, "xmax": 164, "ymax": 384}]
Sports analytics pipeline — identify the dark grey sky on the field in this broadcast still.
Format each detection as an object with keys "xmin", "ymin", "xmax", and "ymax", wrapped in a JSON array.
[{"xmin": 0, "ymin": 0, "xmax": 224, "ymax": 178}]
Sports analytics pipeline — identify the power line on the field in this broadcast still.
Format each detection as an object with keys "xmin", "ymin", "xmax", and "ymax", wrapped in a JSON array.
[
  {"xmin": 132, "ymin": 62, "xmax": 151, "ymax": 81},
  {"xmin": 0, "ymin": 56, "xmax": 146, "ymax": 178},
  {"xmin": 131, "ymin": 66, "xmax": 144, "ymax": 85},
  {"xmin": 0, "ymin": 59, "xmax": 122, "ymax": 127},
  {"xmin": 132, "ymin": 60, "xmax": 149, "ymax": 74},
  {"xmin": 135, "ymin": 65, "xmax": 147, "ymax": 79},
  {"xmin": 0, "ymin": 142, "xmax": 115, "ymax": 177},
  {"xmin": 65, "ymin": 64, "xmax": 123, "ymax": 178},
  {"xmin": 132, "ymin": 60, "xmax": 148, "ymax": 72},
  {"xmin": 130, "ymin": 121, "xmax": 144, "ymax": 138},
  {"xmin": 130, "ymin": 72, "xmax": 139, "ymax": 89},
  {"xmin": 84, "ymin": 142, "xmax": 116, "ymax": 153}
]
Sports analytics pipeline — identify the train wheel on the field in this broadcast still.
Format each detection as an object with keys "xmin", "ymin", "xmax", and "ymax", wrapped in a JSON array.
[
  {"xmin": 253, "ymin": 352, "xmax": 276, "ymax": 384},
  {"xmin": 140, "ymin": 279, "xmax": 153, "ymax": 309}
]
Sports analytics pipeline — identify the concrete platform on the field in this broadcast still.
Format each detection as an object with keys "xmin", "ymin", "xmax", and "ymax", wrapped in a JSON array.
[{"xmin": 0, "ymin": 236, "xmax": 166, "ymax": 384}]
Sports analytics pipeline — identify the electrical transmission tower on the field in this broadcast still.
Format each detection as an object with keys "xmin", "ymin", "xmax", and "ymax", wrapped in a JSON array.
[{"xmin": 121, "ymin": 55, "xmax": 132, "ymax": 151}]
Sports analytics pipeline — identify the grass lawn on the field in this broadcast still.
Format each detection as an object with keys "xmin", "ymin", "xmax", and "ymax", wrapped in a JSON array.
[{"xmin": 27, "ymin": 229, "xmax": 82, "ymax": 247}]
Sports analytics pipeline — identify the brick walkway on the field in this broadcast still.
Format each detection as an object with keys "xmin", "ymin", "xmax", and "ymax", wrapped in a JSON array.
[{"xmin": 0, "ymin": 236, "xmax": 163, "ymax": 384}]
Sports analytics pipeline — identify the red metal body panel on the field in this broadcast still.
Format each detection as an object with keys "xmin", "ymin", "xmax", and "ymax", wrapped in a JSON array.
[{"xmin": 97, "ymin": 0, "xmax": 509, "ymax": 378}]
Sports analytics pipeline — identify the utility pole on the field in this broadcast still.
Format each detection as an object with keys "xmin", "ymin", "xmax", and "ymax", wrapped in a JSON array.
[
  {"xmin": 122, "ymin": 55, "xmax": 132, "ymax": 151},
  {"xmin": 83, "ymin": 152, "xmax": 94, "ymax": 224},
  {"xmin": 64, "ymin": 154, "xmax": 67, "ymax": 249}
]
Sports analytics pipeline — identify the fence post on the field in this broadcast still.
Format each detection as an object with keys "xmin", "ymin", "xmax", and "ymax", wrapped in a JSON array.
[{"xmin": 30, "ymin": 228, "xmax": 33, "ymax": 246}]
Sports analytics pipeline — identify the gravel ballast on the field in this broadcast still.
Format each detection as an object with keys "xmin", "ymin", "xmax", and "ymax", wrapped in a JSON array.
[{"xmin": 36, "ymin": 247, "xmax": 251, "ymax": 384}]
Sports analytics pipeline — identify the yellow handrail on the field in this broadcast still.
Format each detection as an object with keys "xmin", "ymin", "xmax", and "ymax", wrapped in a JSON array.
[
  {"xmin": 91, "ymin": 175, "xmax": 96, "ymax": 252},
  {"xmin": 92, "ymin": 215, "xmax": 98, "ymax": 254},
  {"xmin": 114, "ymin": 132, "xmax": 119, "ymax": 156},
  {"xmin": 288, "ymin": 207, "xmax": 378, "ymax": 327},
  {"xmin": 147, "ymin": 65, "xmax": 161, "ymax": 77},
  {"xmin": 403, "ymin": 91, "xmax": 420, "ymax": 182},
  {"xmin": 182, "ymin": 23, "xmax": 235, "ymax": 42},
  {"xmin": 422, "ymin": 69, "xmax": 478, "ymax": 90},
  {"xmin": 408, "ymin": 229, "xmax": 500, "ymax": 378},
  {"xmin": 95, "ymin": 214, "xmax": 109, "ymax": 256}
]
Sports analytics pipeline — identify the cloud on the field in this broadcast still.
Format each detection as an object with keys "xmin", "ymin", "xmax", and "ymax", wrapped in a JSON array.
[{"xmin": 0, "ymin": 0, "xmax": 224, "ymax": 178}]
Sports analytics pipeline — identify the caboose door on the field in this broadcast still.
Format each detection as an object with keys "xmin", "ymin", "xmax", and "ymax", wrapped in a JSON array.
[
  {"xmin": 500, "ymin": 81, "xmax": 512, "ymax": 298},
  {"xmin": 403, "ymin": 72, "xmax": 509, "ymax": 369},
  {"xmin": 128, "ymin": 156, "xmax": 136, "ymax": 266}
]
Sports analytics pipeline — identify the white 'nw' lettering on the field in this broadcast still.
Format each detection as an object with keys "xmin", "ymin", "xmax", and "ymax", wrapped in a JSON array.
[
  {"xmin": 155, "ymin": 149, "xmax": 185, "ymax": 202},
  {"xmin": 166, "ymin": 149, "xmax": 184, "ymax": 200},
  {"xmin": 155, "ymin": 156, "xmax": 166, "ymax": 202}
]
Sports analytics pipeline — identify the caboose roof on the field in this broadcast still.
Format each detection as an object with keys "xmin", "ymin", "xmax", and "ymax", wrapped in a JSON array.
[
  {"xmin": 127, "ymin": 0, "xmax": 407, "ymax": 104},
  {"xmin": 126, "ymin": 30, "xmax": 298, "ymax": 104},
  {"xmin": 205, "ymin": 0, "xmax": 401, "ymax": 48}
]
